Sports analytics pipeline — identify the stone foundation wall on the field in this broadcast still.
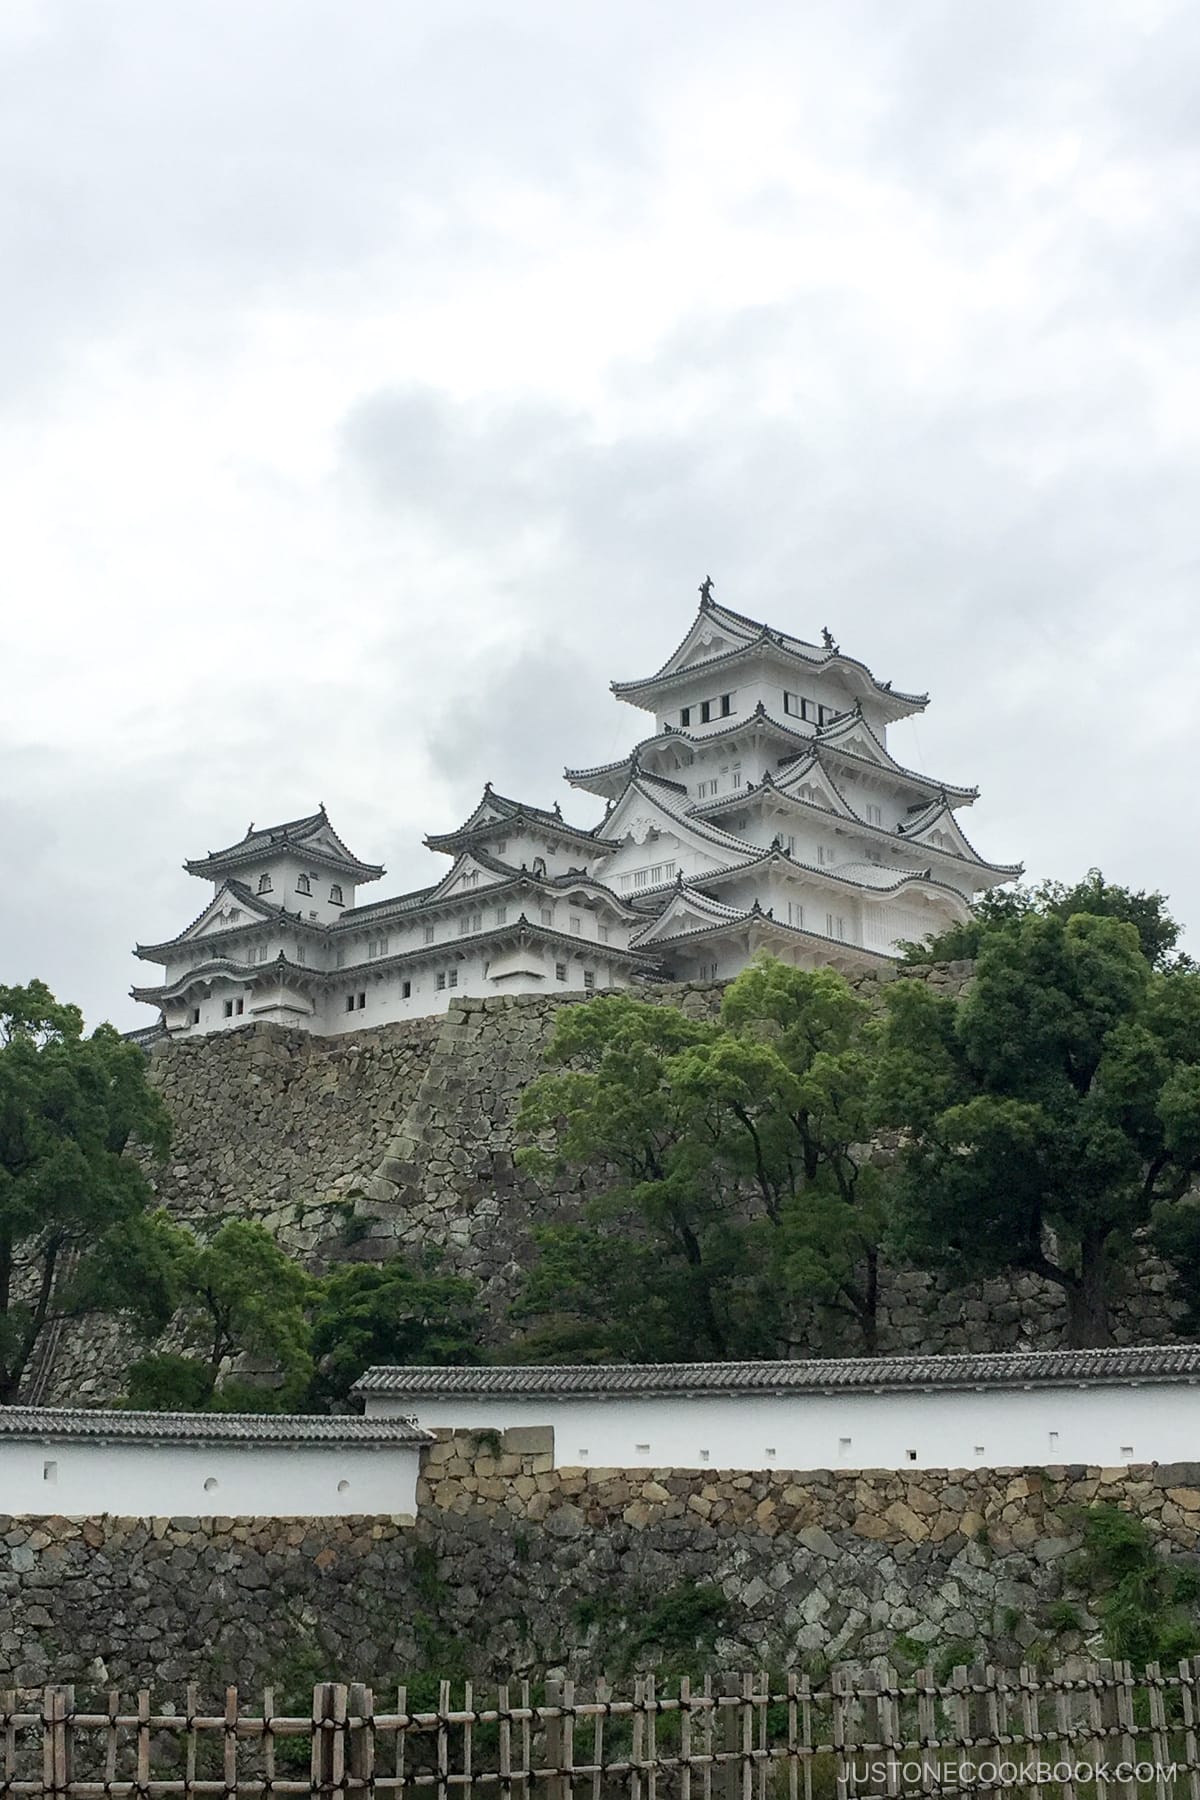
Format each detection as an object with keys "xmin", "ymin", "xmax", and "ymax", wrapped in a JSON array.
[
  {"xmin": 5, "ymin": 1433, "xmax": 1200, "ymax": 1691},
  {"xmin": 39, "ymin": 964, "xmax": 1187, "ymax": 1405}
]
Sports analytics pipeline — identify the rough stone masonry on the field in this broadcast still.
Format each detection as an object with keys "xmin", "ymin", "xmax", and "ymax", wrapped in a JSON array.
[
  {"xmin": 4, "ymin": 1433, "xmax": 1200, "ymax": 1692},
  {"xmin": 39, "ymin": 964, "xmax": 1185, "ymax": 1404}
]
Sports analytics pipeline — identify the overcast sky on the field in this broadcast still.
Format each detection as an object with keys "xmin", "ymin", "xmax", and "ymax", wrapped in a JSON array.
[{"xmin": 3, "ymin": 0, "xmax": 1199, "ymax": 1030}]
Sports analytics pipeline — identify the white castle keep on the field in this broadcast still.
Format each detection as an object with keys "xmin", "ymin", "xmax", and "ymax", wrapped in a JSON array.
[{"xmin": 132, "ymin": 588, "xmax": 1020, "ymax": 1037}]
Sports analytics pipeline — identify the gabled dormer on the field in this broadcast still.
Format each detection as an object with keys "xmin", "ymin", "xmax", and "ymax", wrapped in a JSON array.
[{"xmin": 184, "ymin": 806, "xmax": 384, "ymax": 921}]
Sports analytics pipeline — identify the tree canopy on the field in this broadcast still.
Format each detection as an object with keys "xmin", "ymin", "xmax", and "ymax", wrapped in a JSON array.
[
  {"xmin": 125, "ymin": 1218, "xmax": 315, "ymax": 1412},
  {"xmin": 514, "ymin": 963, "xmax": 890, "ymax": 1360},
  {"xmin": 899, "ymin": 870, "xmax": 1189, "ymax": 972},
  {"xmin": 0, "ymin": 981, "xmax": 174, "ymax": 1402},
  {"xmin": 307, "ymin": 1256, "xmax": 483, "ymax": 1408},
  {"xmin": 876, "ymin": 912, "xmax": 1200, "ymax": 1345}
]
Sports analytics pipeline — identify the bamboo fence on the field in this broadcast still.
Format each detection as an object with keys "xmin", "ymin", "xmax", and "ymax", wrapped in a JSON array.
[{"xmin": 4, "ymin": 1658, "xmax": 1200, "ymax": 1798}]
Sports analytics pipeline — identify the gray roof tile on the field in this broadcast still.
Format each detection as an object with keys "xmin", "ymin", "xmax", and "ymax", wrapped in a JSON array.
[
  {"xmin": 353, "ymin": 1345, "xmax": 1200, "ymax": 1400},
  {"xmin": 0, "ymin": 1407, "xmax": 431, "ymax": 1447}
]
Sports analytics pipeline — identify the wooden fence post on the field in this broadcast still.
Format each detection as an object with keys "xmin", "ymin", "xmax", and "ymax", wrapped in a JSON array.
[
  {"xmin": 42, "ymin": 1685, "xmax": 73, "ymax": 1795},
  {"xmin": 313, "ymin": 1681, "xmax": 349, "ymax": 1797},
  {"xmin": 719, "ymin": 1674, "xmax": 741, "ymax": 1800},
  {"xmin": 348, "ymin": 1682, "xmax": 374, "ymax": 1797},
  {"xmin": 544, "ymin": 1678, "xmax": 564, "ymax": 1800}
]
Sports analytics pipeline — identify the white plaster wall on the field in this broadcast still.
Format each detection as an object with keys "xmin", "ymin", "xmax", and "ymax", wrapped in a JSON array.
[
  {"xmin": 367, "ymin": 1385, "xmax": 1200, "ymax": 1472},
  {"xmin": 0, "ymin": 1440, "xmax": 421, "ymax": 1517}
]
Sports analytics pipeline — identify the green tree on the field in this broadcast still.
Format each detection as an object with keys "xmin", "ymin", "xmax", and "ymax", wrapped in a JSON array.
[
  {"xmin": 307, "ymin": 1256, "xmax": 484, "ymax": 1407},
  {"xmin": 876, "ymin": 913, "xmax": 1200, "ymax": 1346},
  {"xmin": 0, "ymin": 980, "xmax": 174, "ymax": 1402},
  {"xmin": 514, "ymin": 962, "xmax": 890, "ymax": 1360},
  {"xmin": 126, "ymin": 1217, "xmax": 314, "ymax": 1411},
  {"xmin": 900, "ymin": 869, "xmax": 1189, "ymax": 972}
]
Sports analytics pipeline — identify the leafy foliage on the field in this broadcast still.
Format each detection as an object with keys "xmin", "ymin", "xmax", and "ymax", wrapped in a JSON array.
[
  {"xmin": 126, "ymin": 1217, "xmax": 314, "ymax": 1411},
  {"xmin": 307, "ymin": 1256, "xmax": 484, "ymax": 1407},
  {"xmin": 876, "ymin": 913, "xmax": 1200, "ymax": 1345},
  {"xmin": 1072, "ymin": 1505, "xmax": 1200, "ymax": 1664},
  {"xmin": 899, "ymin": 870, "xmax": 1189, "ymax": 972},
  {"xmin": 0, "ymin": 981, "xmax": 173, "ymax": 1402},
  {"xmin": 515, "ymin": 962, "xmax": 890, "ymax": 1359}
]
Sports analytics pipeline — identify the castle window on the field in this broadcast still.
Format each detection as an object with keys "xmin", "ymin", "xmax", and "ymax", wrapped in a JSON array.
[
  {"xmin": 720, "ymin": 693, "xmax": 732, "ymax": 716},
  {"xmin": 42, "ymin": 1459, "xmax": 57, "ymax": 1485},
  {"xmin": 494, "ymin": 906, "xmax": 507, "ymax": 926},
  {"xmin": 826, "ymin": 914, "xmax": 846, "ymax": 940},
  {"xmin": 463, "ymin": 871, "xmax": 479, "ymax": 889},
  {"xmin": 257, "ymin": 873, "xmax": 272, "ymax": 893},
  {"xmin": 866, "ymin": 804, "xmax": 882, "ymax": 827},
  {"xmin": 448, "ymin": 969, "xmax": 458, "ymax": 988},
  {"xmin": 532, "ymin": 857, "xmax": 546, "ymax": 876},
  {"xmin": 222, "ymin": 999, "xmax": 245, "ymax": 1018},
  {"xmin": 555, "ymin": 963, "xmax": 567, "ymax": 982},
  {"xmin": 345, "ymin": 994, "xmax": 356, "ymax": 1012},
  {"xmin": 541, "ymin": 908, "xmax": 553, "ymax": 926},
  {"xmin": 330, "ymin": 884, "xmax": 344, "ymax": 905},
  {"xmin": 680, "ymin": 707, "xmax": 691, "ymax": 726},
  {"xmin": 583, "ymin": 970, "xmax": 595, "ymax": 990},
  {"xmin": 699, "ymin": 700, "xmax": 711, "ymax": 723},
  {"xmin": 436, "ymin": 973, "xmax": 446, "ymax": 991},
  {"xmin": 459, "ymin": 911, "xmax": 482, "ymax": 937},
  {"xmin": 787, "ymin": 902, "xmax": 804, "ymax": 928},
  {"xmin": 600, "ymin": 927, "xmax": 609, "ymax": 943},
  {"xmin": 817, "ymin": 705, "xmax": 839, "ymax": 726},
  {"xmin": 191, "ymin": 1008, "xmax": 201, "ymax": 1025},
  {"xmin": 496, "ymin": 839, "xmax": 508, "ymax": 855},
  {"xmin": 401, "ymin": 980, "xmax": 412, "ymax": 999},
  {"xmin": 357, "ymin": 992, "xmax": 366, "ymax": 1009},
  {"xmin": 336, "ymin": 948, "xmax": 346, "ymax": 969},
  {"xmin": 425, "ymin": 925, "xmax": 435, "ymax": 944},
  {"xmin": 296, "ymin": 945, "xmax": 305, "ymax": 965},
  {"xmin": 296, "ymin": 874, "xmax": 311, "ymax": 895},
  {"xmin": 818, "ymin": 844, "xmax": 835, "ymax": 865},
  {"xmin": 368, "ymin": 936, "xmax": 389, "ymax": 959},
  {"xmin": 570, "ymin": 916, "xmax": 582, "ymax": 935}
]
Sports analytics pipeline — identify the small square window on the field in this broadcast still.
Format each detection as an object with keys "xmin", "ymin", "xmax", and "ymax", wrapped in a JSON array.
[
  {"xmin": 699, "ymin": 1449, "xmax": 710, "ymax": 1463},
  {"xmin": 1121, "ymin": 1444, "xmax": 1134, "ymax": 1458},
  {"xmin": 330, "ymin": 884, "xmax": 344, "ymax": 905},
  {"xmin": 43, "ymin": 1460, "xmax": 57, "ymax": 1485},
  {"xmin": 906, "ymin": 1449, "xmax": 917, "ymax": 1463},
  {"xmin": 973, "ymin": 1445, "xmax": 986, "ymax": 1457},
  {"xmin": 635, "ymin": 1443, "xmax": 650, "ymax": 1455},
  {"xmin": 401, "ymin": 980, "xmax": 412, "ymax": 999},
  {"xmin": 191, "ymin": 1008, "xmax": 201, "ymax": 1025}
]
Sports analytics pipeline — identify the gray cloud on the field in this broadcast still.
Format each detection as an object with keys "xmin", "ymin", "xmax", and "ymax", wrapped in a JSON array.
[{"xmin": 3, "ymin": 0, "xmax": 1200, "ymax": 1030}]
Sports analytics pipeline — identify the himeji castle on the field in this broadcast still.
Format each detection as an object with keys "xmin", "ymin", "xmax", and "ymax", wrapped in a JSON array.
[{"xmin": 131, "ymin": 587, "xmax": 1020, "ymax": 1037}]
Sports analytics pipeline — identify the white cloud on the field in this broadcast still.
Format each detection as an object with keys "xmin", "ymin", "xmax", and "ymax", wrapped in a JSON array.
[{"xmin": 3, "ymin": 0, "xmax": 1200, "ymax": 1027}]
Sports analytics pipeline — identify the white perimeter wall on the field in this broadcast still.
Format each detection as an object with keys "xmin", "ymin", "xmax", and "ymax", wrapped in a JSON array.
[
  {"xmin": 367, "ymin": 1384, "xmax": 1200, "ymax": 1472},
  {"xmin": 0, "ymin": 1441, "xmax": 422, "ymax": 1517}
]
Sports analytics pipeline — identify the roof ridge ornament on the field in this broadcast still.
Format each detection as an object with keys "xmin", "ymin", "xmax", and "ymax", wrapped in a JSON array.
[
  {"xmin": 822, "ymin": 626, "xmax": 839, "ymax": 652},
  {"xmin": 698, "ymin": 574, "xmax": 715, "ymax": 607}
]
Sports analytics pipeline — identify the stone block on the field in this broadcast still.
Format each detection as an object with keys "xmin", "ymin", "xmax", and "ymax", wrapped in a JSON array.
[{"xmin": 502, "ymin": 1427, "xmax": 554, "ymax": 1456}]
